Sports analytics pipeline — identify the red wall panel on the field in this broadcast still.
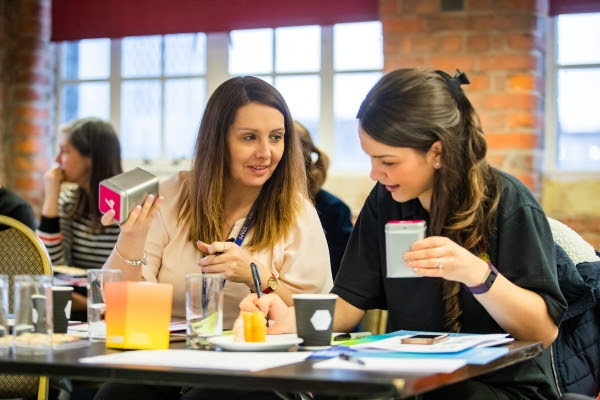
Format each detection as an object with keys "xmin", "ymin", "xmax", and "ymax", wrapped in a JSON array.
[
  {"xmin": 52, "ymin": 0, "xmax": 378, "ymax": 41},
  {"xmin": 550, "ymin": 0, "xmax": 600, "ymax": 16}
]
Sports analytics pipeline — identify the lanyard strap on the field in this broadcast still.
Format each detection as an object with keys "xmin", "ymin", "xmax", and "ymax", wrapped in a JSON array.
[
  {"xmin": 233, "ymin": 201, "xmax": 257, "ymax": 246},
  {"xmin": 202, "ymin": 201, "xmax": 258, "ymax": 311}
]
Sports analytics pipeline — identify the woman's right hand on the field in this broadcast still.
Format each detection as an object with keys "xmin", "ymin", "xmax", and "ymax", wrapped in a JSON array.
[
  {"xmin": 101, "ymin": 194, "xmax": 163, "ymax": 236},
  {"xmin": 41, "ymin": 166, "xmax": 65, "ymax": 217},
  {"xmin": 239, "ymin": 293, "xmax": 296, "ymax": 334},
  {"xmin": 43, "ymin": 166, "xmax": 64, "ymax": 197}
]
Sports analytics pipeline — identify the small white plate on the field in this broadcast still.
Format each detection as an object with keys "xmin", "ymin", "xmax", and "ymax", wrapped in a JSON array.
[{"xmin": 207, "ymin": 334, "xmax": 303, "ymax": 352}]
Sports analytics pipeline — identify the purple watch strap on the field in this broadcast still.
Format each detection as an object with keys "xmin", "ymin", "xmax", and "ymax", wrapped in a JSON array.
[{"xmin": 466, "ymin": 263, "xmax": 499, "ymax": 295}]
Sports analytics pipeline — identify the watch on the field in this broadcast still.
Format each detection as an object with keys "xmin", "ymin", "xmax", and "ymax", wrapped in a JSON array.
[
  {"xmin": 466, "ymin": 263, "xmax": 498, "ymax": 295},
  {"xmin": 262, "ymin": 274, "xmax": 278, "ymax": 294}
]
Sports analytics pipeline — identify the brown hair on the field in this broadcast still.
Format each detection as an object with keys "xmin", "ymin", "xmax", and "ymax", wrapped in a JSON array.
[
  {"xmin": 61, "ymin": 118, "xmax": 123, "ymax": 227},
  {"xmin": 357, "ymin": 68, "xmax": 501, "ymax": 332},
  {"xmin": 180, "ymin": 76, "xmax": 308, "ymax": 251},
  {"xmin": 294, "ymin": 121, "xmax": 329, "ymax": 198}
]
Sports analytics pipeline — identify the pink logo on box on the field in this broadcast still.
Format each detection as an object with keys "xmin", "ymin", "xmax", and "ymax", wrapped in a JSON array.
[{"xmin": 99, "ymin": 185, "xmax": 121, "ymax": 221}]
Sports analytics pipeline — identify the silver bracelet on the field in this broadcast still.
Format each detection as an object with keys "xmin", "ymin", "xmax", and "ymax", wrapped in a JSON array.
[{"xmin": 115, "ymin": 245, "xmax": 147, "ymax": 266}]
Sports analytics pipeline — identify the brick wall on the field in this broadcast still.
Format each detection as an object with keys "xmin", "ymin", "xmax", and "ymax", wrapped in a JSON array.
[
  {"xmin": 0, "ymin": 0, "xmax": 54, "ymax": 215},
  {"xmin": 380, "ymin": 0, "xmax": 544, "ymax": 191},
  {"xmin": 379, "ymin": 0, "xmax": 599, "ymax": 250}
]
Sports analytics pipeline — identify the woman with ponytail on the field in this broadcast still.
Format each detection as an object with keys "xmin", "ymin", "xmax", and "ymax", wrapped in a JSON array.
[{"xmin": 242, "ymin": 68, "xmax": 567, "ymax": 400}]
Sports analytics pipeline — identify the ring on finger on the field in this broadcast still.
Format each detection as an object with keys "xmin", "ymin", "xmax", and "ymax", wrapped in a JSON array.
[
  {"xmin": 223, "ymin": 242, "xmax": 227, "ymax": 252},
  {"xmin": 438, "ymin": 260, "xmax": 443, "ymax": 270}
]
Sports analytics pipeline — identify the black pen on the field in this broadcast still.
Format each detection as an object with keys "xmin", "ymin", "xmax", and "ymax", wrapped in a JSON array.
[
  {"xmin": 250, "ymin": 262, "xmax": 269, "ymax": 327},
  {"xmin": 338, "ymin": 352, "xmax": 366, "ymax": 366},
  {"xmin": 333, "ymin": 332, "xmax": 373, "ymax": 341}
]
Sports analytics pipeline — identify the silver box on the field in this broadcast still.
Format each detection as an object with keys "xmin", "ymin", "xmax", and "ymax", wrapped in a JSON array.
[
  {"xmin": 99, "ymin": 167, "xmax": 159, "ymax": 223},
  {"xmin": 385, "ymin": 220, "xmax": 427, "ymax": 278}
]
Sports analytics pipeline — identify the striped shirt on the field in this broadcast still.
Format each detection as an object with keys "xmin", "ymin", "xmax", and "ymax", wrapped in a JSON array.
[{"xmin": 37, "ymin": 186, "xmax": 120, "ymax": 269}]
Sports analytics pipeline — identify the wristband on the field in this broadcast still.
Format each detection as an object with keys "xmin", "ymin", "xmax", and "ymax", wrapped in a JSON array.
[{"xmin": 466, "ymin": 263, "xmax": 498, "ymax": 295}]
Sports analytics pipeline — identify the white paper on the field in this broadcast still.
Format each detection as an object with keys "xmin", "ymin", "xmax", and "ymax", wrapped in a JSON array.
[
  {"xmin": 68, "ymin": 323, "xmax": 88, "ymax": 333},
  {"xmin": 79, "ymin": 349, "xmax": 310, "ymax": 372},
  {"xmin": 169, "ymin": 320, "xmax": 187, "ymax": 332},
  {"xmin": 353, "ymin": 333, "xmax": 511, "ymax": 353},
  {"xmin": 313, "ymin": 356, "xmax": 466, "ymax": 373}
]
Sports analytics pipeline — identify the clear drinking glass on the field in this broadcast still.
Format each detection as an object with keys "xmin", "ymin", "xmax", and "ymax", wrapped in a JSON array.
[
  {"xmin": 87, "ymin": 269, "xmax": 122, "ymax": 341},
  {"xmin": 13, "ymin": 275, "xmax": 53, "ymax": 354},
  {"xmin": 185, "ymin": 273, "xmax": 224, "ymax": 349},
  {"xmin": 0, "ymin": 275, "xmax": 9, "ymax": 355}
]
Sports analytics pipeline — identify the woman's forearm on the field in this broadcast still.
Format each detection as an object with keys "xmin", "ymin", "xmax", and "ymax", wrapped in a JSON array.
[
  {"xmin": 102, "ymin": 233, "xmax": 148, "ymax": 281},
  {"xmin": 476, "ymin": 274, "xmax": 559, "ymax": 348}
]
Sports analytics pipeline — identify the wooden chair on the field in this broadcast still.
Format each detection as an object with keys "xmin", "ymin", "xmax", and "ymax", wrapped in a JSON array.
[{"xmin": 0, "ymin": 215, "xmax": 51, "ymax": 400}]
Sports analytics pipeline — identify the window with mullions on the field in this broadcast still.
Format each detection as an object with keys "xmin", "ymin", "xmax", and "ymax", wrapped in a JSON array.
[
  {"xmin": 59, "ymin": 34, "xmax": 206, "ymax": 166},
  {"xmin": 56, "ymin": 21, "xmax": 382, "ymax": 173},
  {"xmin": 547, "ymin": 13, "xmax": 600, "ymax": 171}
]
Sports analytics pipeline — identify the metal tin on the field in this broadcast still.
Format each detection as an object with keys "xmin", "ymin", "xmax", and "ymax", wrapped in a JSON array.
[
  {"xmin": 99, "ymin": 167, "xmax": 159, "ymax": 223},
  {"xmin": 385, "ymin": 220, "xmax": 427, "ymax": 278}
]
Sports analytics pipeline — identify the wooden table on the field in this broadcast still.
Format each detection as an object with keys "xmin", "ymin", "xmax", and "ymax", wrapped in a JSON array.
[{"xmin": 0, "ymin": 340, "xmax": 543, "ymax": 399}]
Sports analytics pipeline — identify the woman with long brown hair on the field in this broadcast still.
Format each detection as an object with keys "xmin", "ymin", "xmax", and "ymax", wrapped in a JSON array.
[
  {"xmin": 38, "ymin": 117, "xmax": 122, "ymax": 319},
  {"xmin": 100, "ymin": 76, "xmax": 332, "ymax": 328},
  {"xmin": 242, "ymin": 68, "xmax": 567, "ymax": 400},
  {"xmin": 95, "ymin": 75, "xmax": 331, "ymax": 400}
]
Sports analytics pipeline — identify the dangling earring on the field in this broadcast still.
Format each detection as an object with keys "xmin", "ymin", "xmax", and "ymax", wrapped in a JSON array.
[{"xmin": 435, "ymin": 162, "xmax": 441, "ymax": 168}]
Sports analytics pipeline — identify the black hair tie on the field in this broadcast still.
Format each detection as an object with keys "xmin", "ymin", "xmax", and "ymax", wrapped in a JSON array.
[
  {"xmin": 453, "ymin": 69, "xmax": 470, "ymax": 85},
  {"xmin": 437, "ymin": 69, "xmax": 470, "ymax": 103}
]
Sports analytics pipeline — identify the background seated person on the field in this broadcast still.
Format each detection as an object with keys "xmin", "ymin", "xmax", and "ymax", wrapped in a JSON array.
[
  {"xmin": 37, "ymin": 118, "xmax": 122, "ymax": 321},
  {"xmin": 0, "ymin": 185, "xmax": 36, "ymax": 231},
  {"xmin": 296, "ymin": 121, "xmax": 353, "ymax": 279}
]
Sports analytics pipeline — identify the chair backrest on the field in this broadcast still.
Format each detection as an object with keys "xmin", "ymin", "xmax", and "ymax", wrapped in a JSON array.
[
  {"xmin": 548, "ymin": 217, "xmax": 600, "ymax": 397},
  {"xmin": 0, "ymin": 215, "xmax": 51, "ymax": 400},
  {"xmin": 0, "ymin": 215, "xmax": 52, "ymax": 310},
  {"xmin": 547, "ymin": 217, "xmax": 599, "ymax": 265}
]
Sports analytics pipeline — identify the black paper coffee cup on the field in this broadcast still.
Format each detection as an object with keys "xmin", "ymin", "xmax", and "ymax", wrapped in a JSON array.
[
  {"xmin": 293, "ymin": 294, "xmax": 337, "ymax": 349},
  {"xmin": 52, "ymin": 286, "xmax": 73, "ymax": 333}
]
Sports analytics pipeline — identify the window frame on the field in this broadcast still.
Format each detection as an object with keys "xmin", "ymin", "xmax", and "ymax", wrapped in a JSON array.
[
  {"xmin": 55, "ymin": 25, "xmax": 381, "ymax": 176},
  {"xmin": 544, "ymin": 15, "xmax": 600, "ymax": 177}
]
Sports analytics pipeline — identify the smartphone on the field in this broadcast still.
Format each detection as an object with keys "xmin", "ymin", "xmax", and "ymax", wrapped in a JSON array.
[
  {"xmin": 385, "ymin": 220, "xmax": 427, "ymax": 278},
  {"xmin": 401, "ymin": 333, "xmax": 449, "ymax": 345}
]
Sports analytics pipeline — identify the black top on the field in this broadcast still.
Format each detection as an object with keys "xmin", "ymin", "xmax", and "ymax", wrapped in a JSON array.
[
  {"xmin": 332, "ymin": 169, "xmax": 567, "ymax": 400},
  {"xmin": 0, "ymin": 187, "xmax": 36, "ymax": 231},
  {"xmin": 314, "ymin": 189, "xmax": 354, "ymax": 279}
]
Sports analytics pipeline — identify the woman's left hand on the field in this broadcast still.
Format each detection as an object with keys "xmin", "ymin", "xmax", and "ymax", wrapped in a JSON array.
[
  {"xmin": 403, "ymin": 236, "xmax": 489, "ymax": 287},
  {"xmin": 196, "ymin": 240, "xmax": 268, "ymax": 289}
]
